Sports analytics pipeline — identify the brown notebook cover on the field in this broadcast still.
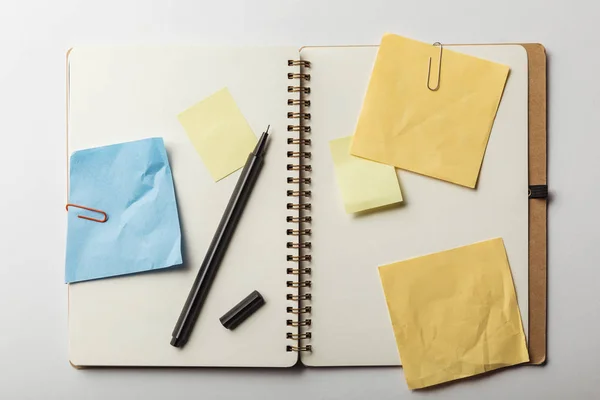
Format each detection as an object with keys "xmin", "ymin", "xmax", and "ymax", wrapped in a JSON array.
[{"xmin": 523, "ymin": 43, "xmax": 547, "ymax": 365}]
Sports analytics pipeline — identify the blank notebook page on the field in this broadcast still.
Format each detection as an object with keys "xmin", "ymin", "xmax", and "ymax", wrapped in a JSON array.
[
  {"xmin": 68, "ymin": 47, "xmax": 298, "ymax": 367},
  {"xmin": 300, "ymin": 45, "xmax": 529, "ymax": 367}
]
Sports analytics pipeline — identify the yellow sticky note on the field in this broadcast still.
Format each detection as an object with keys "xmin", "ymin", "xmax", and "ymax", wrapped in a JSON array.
[
  {"xmin": 178, "ymin": 88, "xmax": 257, "ymax": 181},
  {"xmin": 351, "ymin": 34, "xmax": 510, "ymax": 188},
  {"xmin": 378, "ymin": 238, "xmax": 529, "ymax": 390},
  {"xmin": 330, "ymin": 136, "xmax": 402, "ymax": 213}
]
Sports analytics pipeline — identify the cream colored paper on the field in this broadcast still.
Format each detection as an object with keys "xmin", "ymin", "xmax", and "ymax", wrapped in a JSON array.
[
  {"xmin": 178, "ymin": 87, "xmax": 257, "ymax": 181},
  {"xmin": 329, "ymin": 136, "xmax": 402, "ymax": 213},
  {"xmin": 300, "ymin": 45, "xmax": 528, "ymax": 368},
  {"xmin": 378, "ymin": 238, "xmax": 529, "ymax": 389},
  {"xmin": 351, "ymin": 34, "xmax": 510, "ymax": 188},
  {"xmin": 68, "ymin": 46, "xmax": 299, "ymax": 368}
]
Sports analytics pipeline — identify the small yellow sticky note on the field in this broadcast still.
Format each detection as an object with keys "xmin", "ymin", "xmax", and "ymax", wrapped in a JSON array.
[
  {"xmin": 178, "ymin": 88, "xmax": 257, "ymax": 181},
  {"xmin": 378, "ymin": 238, "xmax": 529, "ymax": 389},
  {"xmin": 329, "ymin": 136, "xmax": 402, "ymax": 213},
  {"xmin": 351, "ymin": 34, "xmax": 510, "ymax": 188}
]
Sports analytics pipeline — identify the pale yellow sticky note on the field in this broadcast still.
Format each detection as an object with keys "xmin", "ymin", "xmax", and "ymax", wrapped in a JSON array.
[
  {"xmin": 351, "ymin": 34, "xmax": 510, "ymax": 188},
  {"xmin": 178, "ymin": 88, "xmax": 257, "ymax": 181},
  {"xmin": 378, "ymin": 238, "xmax": 529, "ymax": 389},
  {"xmin": 329, "ymin": 136, "xmax": 402, "ymax": 213}
]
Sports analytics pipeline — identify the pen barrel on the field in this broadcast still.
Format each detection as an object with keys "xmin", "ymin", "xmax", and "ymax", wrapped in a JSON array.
[{"xmin": 171, "ymin": 152, "xmax": 265, "ymax": 347}]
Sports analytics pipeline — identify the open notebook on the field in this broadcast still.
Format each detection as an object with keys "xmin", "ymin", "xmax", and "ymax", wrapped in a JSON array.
[{"xmin": 67, "ymin": 44, "xmax": 547, "ymax": 367}]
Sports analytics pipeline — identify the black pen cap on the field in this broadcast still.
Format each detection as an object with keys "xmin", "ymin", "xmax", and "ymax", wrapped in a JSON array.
[{"xmin": 219, "ymin": 290, "xmax": 265, "ymax": 330}]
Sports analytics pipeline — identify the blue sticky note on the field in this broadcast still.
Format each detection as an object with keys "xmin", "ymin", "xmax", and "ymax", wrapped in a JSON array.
[{"xmin": 65, "ymin": 138, "xmax": 182, "ymax": 283}]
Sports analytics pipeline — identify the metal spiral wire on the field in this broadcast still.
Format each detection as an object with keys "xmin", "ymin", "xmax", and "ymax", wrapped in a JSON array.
[{"xmin": 286, "ymin": 59, "xmax": 312, "ymax": 352}]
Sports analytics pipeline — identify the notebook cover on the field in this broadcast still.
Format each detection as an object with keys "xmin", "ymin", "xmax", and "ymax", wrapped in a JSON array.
[{"xmin": 522, "ymin": 43, "xmax": 547, "ymax": 365}]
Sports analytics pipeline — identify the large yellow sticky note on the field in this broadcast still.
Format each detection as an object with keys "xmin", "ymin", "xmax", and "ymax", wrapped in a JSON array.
[
  {"xmin": 378, "ymin": 238, "xmax": 529, "ymax": 390},
  {"xmin": 351, "ymin": 34, "xmax": 510, "ymax": 188},
  {"xmin": 330, "ymin": 136, "xmax": 402, "ymax": 213},
  {"xmin": 178, "ymin": 88, "xmax": 257, "ymax": 181}
]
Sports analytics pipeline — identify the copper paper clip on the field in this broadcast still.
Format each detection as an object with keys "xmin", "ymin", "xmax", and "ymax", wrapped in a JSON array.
[
  {"xmin": 66, "ymin": 203, "xmax": 108, "ymax": 223},
  {"xmin": 426, "ymin": 42, "xmax": 443, "ymax": 91}
]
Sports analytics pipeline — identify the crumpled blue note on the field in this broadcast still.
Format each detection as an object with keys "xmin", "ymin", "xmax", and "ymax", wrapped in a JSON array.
[{"xmin": 65, "ymin": 137, "xmax": 182, "ymax": 283}]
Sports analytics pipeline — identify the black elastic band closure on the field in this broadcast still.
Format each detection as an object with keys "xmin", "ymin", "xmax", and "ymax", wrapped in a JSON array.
[{"xmin": 528, "ymin": 185, "xmax": 548, "ymax": 199}]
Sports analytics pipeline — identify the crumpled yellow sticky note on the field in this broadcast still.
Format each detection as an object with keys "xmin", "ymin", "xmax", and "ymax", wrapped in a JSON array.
[
  {"xmin": 178, "ymin": 88, "xmax": 257, "ymax": 181},
  {"xmin": 351, "ymin": 34, "xmax": 510, "ymax": 188},
  {"xmin": 330, "ymin": 136, "xmax": 403, "ymax": 213},
  {"xmin": 378, "ymin": 238, "xmax": 529, "ymax": 389}
]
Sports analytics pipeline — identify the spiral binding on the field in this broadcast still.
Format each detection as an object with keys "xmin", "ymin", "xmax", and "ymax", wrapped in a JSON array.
[{"xmin": 286, "ymin": 58, "xmax": 312, "ymax": 353}]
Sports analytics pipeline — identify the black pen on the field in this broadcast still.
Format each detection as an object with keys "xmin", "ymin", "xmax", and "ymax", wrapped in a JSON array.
[{"xmin": 171, "ymin": 126, "xmax": 270, "ymax": 348}]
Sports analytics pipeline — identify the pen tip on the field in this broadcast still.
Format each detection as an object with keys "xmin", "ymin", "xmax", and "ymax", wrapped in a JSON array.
[{"xmin": 253, "ymin": 127, "xmax": 269, "ymax": 156}]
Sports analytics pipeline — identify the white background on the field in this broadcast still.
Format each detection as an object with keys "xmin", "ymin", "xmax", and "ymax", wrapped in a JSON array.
[{"xmin": 0, "ymin": 0, "xmax": 595, "ymax": 398}]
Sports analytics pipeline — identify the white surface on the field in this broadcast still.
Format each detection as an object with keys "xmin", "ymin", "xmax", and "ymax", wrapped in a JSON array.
[
  {"xmin": 301, "ymin": 45, "xmax": 529, "ymax": 366},
  {"xmin": 0, "ymin": 0, "xmax": 596, "ymax": 398},
  {"xmin": 68, "ymin": 47, "xmax": 298, "ymax": 367}
]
